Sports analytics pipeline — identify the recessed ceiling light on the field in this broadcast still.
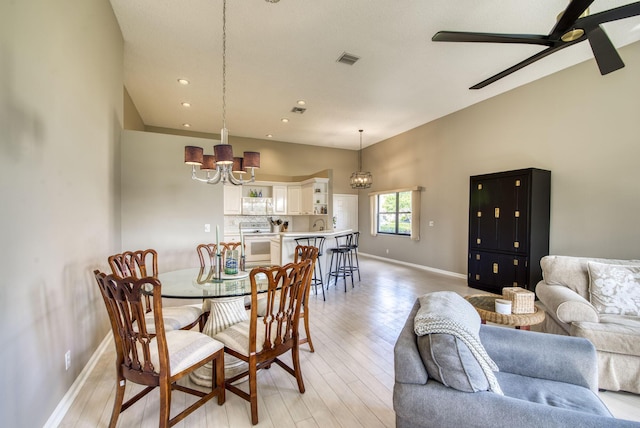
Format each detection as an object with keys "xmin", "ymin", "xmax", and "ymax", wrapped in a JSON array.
[
  {"xmin": 266, "ymin": 134, "xmax": 273, "ymax": 138},
  {"xmin": 183, "ymin": 123, "xmax": 191, "ymax": 128},
  {"xmin": 281, "ymin": 118, "xmax": 289, "ymax": 123},
  {"xmin": 177, "ymin": 78, "xmax": 190, "ymax": 85},
  {"xmin": 181, "ymin": 102, "xmax": 191, "ymax": 107},
  {"xmin": 297, "ymin": 100, "xmax": 306, "ymax": 106}
]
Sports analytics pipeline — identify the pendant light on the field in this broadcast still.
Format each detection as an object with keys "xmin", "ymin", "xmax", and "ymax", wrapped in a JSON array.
[
  {"xmin": 183, "ymin": 0, "xmax": 260, "ymax": 185},
  {"xmin": 350, "ymin": 129, "xmax": 373, "ymax": 189}
]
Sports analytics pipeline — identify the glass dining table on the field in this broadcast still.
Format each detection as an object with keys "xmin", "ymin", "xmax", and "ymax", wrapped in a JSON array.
[{"xmin": 156, "ymin": 267, "xmax": 269, "ymax": 386}]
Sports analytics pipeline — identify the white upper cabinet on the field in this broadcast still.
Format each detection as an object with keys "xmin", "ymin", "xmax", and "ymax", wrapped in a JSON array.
[
  {"xmin": 272, "ymin": 185, "xmax": 288, "ymax": 215},
  {"xmin": 223, "ymin": 185, "xmax": 242, "ymax": 215},
  {"xmin": 287, "ymin": 185, "xmax": 301, "ymax": 215}
]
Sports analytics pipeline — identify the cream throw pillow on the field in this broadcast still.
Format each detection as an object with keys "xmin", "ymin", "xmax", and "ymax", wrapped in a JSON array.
[{"xmin": 587, "ymin": 262, "xmax": 640, "ymax": 316}]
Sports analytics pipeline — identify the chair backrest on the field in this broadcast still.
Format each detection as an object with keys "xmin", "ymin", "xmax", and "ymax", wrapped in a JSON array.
[
  {"xmin": 248, "ymin": 259, "xmax": 313, "ymax": 355},
  {"xmin": 108, "ymin": 249, "xmax": 158, "ymax": 278},
  {"xmin": 197, "ymin": 242, "xmax": 244, "ymax": 268},
  {"xmin": 294, "ymin": 236, "xmax": 325, "ymax": 255},
  {"xmin": 94, "ymin": 270, "xmax": 169, "ymax": 386},
  {"xmin": 334, "ymin": 233, "xmax": 353, "ymax": 248},
  {"xmin": 108, "ymin": 249, "xmax": 158, "ymax": 312},
  {"xmin": 350, "ymin": 231, "xmax": 360, "ymax": 248},
  {"xmin": 294, "ymin": 245, "xmax": 319, "ymax": 267}
]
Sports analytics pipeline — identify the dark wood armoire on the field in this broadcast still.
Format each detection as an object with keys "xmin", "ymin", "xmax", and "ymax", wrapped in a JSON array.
[{"xmin": 468, "ymin": 168, "xmax": 551, "ymax": 294}]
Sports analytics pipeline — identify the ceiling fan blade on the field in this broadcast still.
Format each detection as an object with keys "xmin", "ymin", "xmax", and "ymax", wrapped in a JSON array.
[
  {"xmin": 549, "ymin": 0, "xmax": 595, "ymax": 39},
  {"xmin": 469, "ymin": 43, "xmax": 576, "ymax": 89},
  {"xmin": 579, "ymin": 1, "xmax": 640, "ymax": 26},
  {"xmin": 587, "ymin": 25, "xmax": 625, "ymax": 75},
  {"xmin": 432, "ymin": 31, "xmax": 550, "ymax": 46}
]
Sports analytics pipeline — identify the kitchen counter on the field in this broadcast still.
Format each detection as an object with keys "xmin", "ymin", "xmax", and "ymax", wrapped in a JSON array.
[{"xmin": 270, "ymin": 229, "xmax": 352, "ymax": 268}]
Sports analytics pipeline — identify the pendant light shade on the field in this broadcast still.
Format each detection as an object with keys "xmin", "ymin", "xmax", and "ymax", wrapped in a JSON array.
[{"xmin": 350, "ymin": 129, "xmax": 373, "ymax": 189}]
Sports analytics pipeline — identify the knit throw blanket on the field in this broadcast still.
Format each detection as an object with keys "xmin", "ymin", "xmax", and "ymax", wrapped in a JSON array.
[{"xmin": 414, "ymin": 292, "xmax": 503, "ymax": 395}]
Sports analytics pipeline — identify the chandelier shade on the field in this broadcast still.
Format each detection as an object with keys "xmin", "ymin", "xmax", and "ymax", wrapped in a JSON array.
[
  {"xmin": 201, "ymin": 154, "xmax": 216, "ymax": 170},
  {"xmin": 182, "ymin": 0, "xmax": 260, "ymax": 186},
  {"xmin": 350, "ymin": 129, "xmax": 373, "ymax": 189}
]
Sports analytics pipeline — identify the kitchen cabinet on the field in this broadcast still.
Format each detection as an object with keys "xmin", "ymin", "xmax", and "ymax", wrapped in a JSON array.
[
  {"xmin": 301, "ymin": 178, "xmax": 329, "ymax": 215},
  {"xmin": 287, "ymin": 185, "xmax": 301, "ymax": 215},
  {"xmin": 272, "ymin": 185, "xmax": 287, "ymax": 215},
  {"xmin": 467, "ymin": 168, "xmax": 551, "ymax": 294},
  {"xmin": 223, "ymin": 185, "xmax": 242, "ymax": 215}
]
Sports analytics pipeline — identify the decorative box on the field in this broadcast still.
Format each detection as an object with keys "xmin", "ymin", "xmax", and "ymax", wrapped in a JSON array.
[{"xmin": 502, "ymin": 287, "xmax": 535, "ymax": 314}]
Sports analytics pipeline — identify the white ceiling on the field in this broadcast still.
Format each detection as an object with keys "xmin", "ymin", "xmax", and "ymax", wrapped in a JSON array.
[{"xmin": 109, "ymin": 0, "xmax": 640, "ymax": 150}]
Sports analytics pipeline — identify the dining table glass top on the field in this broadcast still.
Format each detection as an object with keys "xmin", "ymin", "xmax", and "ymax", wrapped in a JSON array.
[{"xmin": 156, "ymin": 267, "xmax": 268, "ymax": 299}]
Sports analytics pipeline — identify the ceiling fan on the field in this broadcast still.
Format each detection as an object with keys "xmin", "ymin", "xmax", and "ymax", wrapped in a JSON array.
[{"xmin": 432, "ymin": 0, "xmax": 640, "ymax": 89}]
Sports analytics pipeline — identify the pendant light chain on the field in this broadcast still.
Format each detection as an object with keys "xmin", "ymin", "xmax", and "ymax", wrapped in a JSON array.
[
  {"xmin": 358, "ymin": 129, "xmax": 363, "ymax": 170},
  {"xmin": 221, "ymin": 0, "xmax": 227, "ymax": 141}
]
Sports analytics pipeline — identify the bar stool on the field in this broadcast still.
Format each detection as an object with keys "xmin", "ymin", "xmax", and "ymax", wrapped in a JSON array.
[
  {"xmin": 327, "ymin": 234, "xmax": 354, "ymax": 292},
  {"xmin": 347, "ymin": 231, "xmax": 361, "ymax": 281},
  {"xmin": 294, "ymin": 236, "xmax": 326, "ymax": 301}
]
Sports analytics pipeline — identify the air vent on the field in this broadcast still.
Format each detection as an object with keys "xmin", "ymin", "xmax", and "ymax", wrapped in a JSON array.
[
  {"xmin": 337, "ymin": 52, "xmax": 360, "ymax": 65},
  {"xmin": 291, "ymin": 107, "xmax": 306, "ymax": 114}
]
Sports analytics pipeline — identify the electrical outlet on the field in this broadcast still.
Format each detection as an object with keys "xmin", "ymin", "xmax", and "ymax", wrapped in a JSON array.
[
  {"xmin": 65, "ymin": 350, "xmax": 71, "ymax": 371},
  {"xmin": 204, "ymin": 224, "xmax": 210, "ymax": 233},
  {"xmin": 386, "ymin": 249, "xmax": 389, "ymax": 254}
]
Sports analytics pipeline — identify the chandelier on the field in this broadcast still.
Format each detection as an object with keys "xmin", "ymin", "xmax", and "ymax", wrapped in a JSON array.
[
  {"xmin": 183, "ymin": 0, "xmax": 260, "ymax": 185},
  {"xmin": 350, "ymin": 129, "xmax": 373, "ymax": 189}
]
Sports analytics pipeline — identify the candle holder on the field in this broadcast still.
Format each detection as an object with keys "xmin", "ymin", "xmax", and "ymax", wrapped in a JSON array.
[{"xmin": 212, "ymin": 252, "xmax": 224, "ymax": 283}]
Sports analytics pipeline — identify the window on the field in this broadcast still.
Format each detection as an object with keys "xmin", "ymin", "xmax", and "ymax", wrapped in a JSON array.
[{"xmin": 377, "ymin": 191, "xmax": 412, "ymax": 235}]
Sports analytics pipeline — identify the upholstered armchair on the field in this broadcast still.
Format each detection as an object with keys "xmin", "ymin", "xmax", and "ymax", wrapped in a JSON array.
[{"xmin": 536, "ymin": 255, "xmax": 640, "ymax": 394}]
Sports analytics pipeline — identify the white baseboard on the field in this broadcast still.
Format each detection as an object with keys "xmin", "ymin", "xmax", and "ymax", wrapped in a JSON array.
[
  {"xmin": 359, "ymin": 252, "xmax": 467, "ymax": 280},
  {"xmin": 44, "ymin": 334, "xmax": 112, "ymax": 428}
]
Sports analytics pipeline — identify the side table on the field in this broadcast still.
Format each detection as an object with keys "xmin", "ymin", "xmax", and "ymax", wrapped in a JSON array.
[{"xmin": 464, "ymin": 294, "xmax": 545, "ymax": 330}]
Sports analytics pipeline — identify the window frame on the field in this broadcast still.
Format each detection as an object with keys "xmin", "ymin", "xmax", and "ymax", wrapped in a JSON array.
[{"xmin": 376, "ymin": 190, "xmax": 412, "ymax": 236}]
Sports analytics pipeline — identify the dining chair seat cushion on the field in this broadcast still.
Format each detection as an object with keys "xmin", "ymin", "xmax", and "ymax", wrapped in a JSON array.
[
  {"xmin": 213, "ymin": 318, "xmax": 278, "ymax": 356},
  {"xmin": 148, "ymin": 330, "xmax": 224, "ymax": 376},
  {"xmin": 140, "ymin": 305, "xmax": 203, "ymax": 333}
]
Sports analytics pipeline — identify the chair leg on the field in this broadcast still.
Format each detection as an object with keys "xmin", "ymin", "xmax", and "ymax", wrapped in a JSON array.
[
  {"xmin": 214, "ymin": 350, "xmax": 226, "ymax": 405},
  {"xmin": 354, "ymin": 249, "xmax": 361, "ymax": 280},
  {"xmin": 249, "ymin": 356, "xmax": 259, "ymax": 425},
  {"xmin": 291, "ymin": 345, "xmax": 306, "ymax": 394},
  {"xmin": 317, "ymin": 261, "xmax": 326, "ymax": 300},
  {"xmin": 303, "ymin": 310, "xmax": 315, "ymax": 352},
  {"xmin": 109, "ymin": 377, "xmax": 126, "ymax": 428},
  {"xmin": 158, "ymin": 381, "xmax": 171, "ymax": 428}
]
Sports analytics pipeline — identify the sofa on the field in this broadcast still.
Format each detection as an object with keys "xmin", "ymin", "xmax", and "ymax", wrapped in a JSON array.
[
  {"xmin": 393, "ymin": 292, "xmax": 640, "ymax": 428},
  {"xmin": 536, "ymin": 255, "xmax": 640, "ymax": 393}
]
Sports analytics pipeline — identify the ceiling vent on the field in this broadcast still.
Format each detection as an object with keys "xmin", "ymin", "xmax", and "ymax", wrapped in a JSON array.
[
  {"xmin": 291, "ymin": 106, "xmax": 306, "ymax": 114},
  {"xmin": 337, "ymin": 52, "xmax": 360, "ymax": 65}
]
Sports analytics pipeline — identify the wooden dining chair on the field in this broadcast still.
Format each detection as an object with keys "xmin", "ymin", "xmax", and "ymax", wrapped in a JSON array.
[
  {"xmin": 94, "ymin": 271, "xmax": 225, "ymax": 428},
  {"xmin": 294, "ymin": 245, "xmax": 319, "ymax": 352},
  {"xmin": 108, "ymin": 249, "xmax": 204, "ymax": 331},
  {"xmin": 213, "ymin": 259, "xmax": 313, "ymax": 425},
  {"xmin": 196, "ymin": 242, "xmax": 243, "ymax": 269}
]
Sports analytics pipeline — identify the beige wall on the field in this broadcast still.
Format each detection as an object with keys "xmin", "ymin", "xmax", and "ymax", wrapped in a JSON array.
[
  {"xmin": 359, "ymin": 41, "xmax": 640, "ymax": 275},
  {"xmin": 120, "ymin": 130, "xmax": 358, "ymax": 272},
  {"xmin": 0, "ymin": 0, "xmax": 123, "ymax": 426}
]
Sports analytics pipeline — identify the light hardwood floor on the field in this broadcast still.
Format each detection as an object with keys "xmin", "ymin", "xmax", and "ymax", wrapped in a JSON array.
[{"xmin": 59, "ymin": 256, "xmax": 640, "ymax": 427}]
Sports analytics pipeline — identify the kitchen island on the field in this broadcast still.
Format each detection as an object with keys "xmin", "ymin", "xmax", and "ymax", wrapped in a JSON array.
[{"xmin": 270, "ymin": 229, "xmax": 352, "ymax": 273}]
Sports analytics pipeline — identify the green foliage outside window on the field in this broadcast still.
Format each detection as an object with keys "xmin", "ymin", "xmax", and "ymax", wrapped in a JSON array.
[{"xmin": 378, "ymin": 191, "xmax": 411, "ymax": 235}]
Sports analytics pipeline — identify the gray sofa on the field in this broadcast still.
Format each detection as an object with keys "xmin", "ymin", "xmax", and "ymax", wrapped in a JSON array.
[
  {"xmin": 536, "ymin": 255, "xmax": 640, "ymax": 393},
  {"xmin": 393, "ymin": 297, "xmax": 640, "ymax": 428}
]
